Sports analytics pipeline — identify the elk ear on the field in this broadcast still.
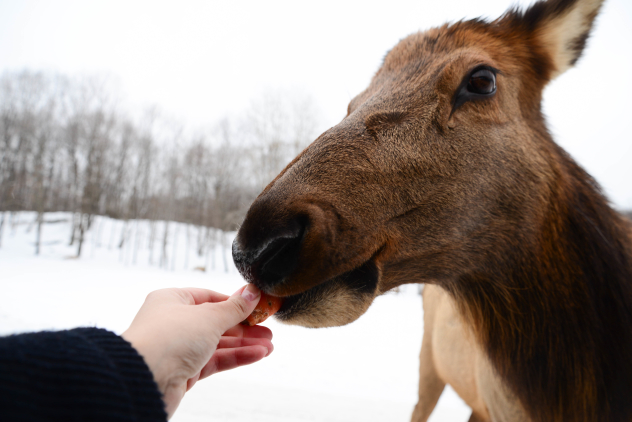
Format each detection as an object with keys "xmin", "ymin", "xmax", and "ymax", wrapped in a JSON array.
[{"xmin": 522, "ymin": 0, "xmax": 604, "ymax": 80}]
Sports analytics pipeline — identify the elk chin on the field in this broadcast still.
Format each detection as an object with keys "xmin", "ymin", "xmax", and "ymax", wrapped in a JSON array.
[{"xmin": 274, "ymin": 260, "xmax": 380, "ymax": 328}]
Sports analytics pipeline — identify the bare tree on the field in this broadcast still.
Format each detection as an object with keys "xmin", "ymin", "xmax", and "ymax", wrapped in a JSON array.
[
  {"xmin": 244, "ymin": 88, "xmax": 323, "ymax": 192},
  {"xmin": 158, "ymin": 123, "xmax": 184, "ymax": 269},
  {"xmin": 0, "ymin": 70, "xmax": 329, "ymax": 267}
]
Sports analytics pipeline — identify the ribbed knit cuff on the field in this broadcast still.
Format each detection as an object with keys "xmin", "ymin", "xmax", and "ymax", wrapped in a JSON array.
[
  {"xmin": 72, "ymin": 328, "xmax": 168, "ymax": 422},
  {"xmin": 0, "ymin": 327, "xmax": 168, "ymax": 422}
]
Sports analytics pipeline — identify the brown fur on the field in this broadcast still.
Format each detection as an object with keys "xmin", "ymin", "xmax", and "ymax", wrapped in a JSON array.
[{"xmin": 232, "ymin": 0, "xmax": 632, "ymax": 421}]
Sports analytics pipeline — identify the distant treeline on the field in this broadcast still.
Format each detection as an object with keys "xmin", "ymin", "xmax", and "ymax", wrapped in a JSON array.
[{"xmin": 0, "ymin": 70, "xmax": 325, "ymax": 256}]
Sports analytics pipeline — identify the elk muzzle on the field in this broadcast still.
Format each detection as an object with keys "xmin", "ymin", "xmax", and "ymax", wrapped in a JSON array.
[{"xmin": 232, "ymin": 217, "xmax": 305, "ymax": 290}]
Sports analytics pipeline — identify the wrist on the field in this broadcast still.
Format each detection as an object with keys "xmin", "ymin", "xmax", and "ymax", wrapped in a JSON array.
[{"xmin": 122, "ymin": 329, "xmax": 181, "ymax": 417}]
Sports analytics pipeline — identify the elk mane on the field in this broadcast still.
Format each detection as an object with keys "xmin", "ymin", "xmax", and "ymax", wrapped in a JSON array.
[{"xmin": 447, "ymin": 140, "xmax": 632, "ymax": 422}]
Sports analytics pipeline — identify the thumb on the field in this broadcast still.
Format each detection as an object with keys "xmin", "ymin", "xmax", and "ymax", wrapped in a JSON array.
[{"xmin": 214, "ymin": 284, "xmax": 261, "ymax": 332}]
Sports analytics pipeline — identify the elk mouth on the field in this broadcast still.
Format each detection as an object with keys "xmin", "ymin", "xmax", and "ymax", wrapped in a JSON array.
[{"xmin": 273, "ymin": 254, "xmax": 381, "ymax": 325}]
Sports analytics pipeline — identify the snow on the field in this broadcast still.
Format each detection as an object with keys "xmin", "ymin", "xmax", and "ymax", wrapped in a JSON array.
[{"xmin": 0, "ymin": 212, "xmax": 470, "ymax": 421}]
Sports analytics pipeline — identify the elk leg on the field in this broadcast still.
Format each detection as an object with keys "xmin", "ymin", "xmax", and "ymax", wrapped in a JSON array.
[
  {"xmin": 410, "ymin": 337, "xmax": 445, "ymax": 421},
  {"xmin": 411, "ymin": 285, "xmax": 446, "ymax": 422}
]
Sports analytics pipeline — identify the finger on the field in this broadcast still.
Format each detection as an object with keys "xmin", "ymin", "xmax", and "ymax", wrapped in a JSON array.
[
  {"xmin": 211, "ymin": 284, "xmax": 261, "ymax": 333},
  {"xmin": 223, "ymin": 324, "xmax": 273, "ymax": 340},
  {"xmin": 218, "ymin": 336, "xmax": 274, "ymax": 355},
  {"xmin": 200, "ymin": 345, "xmax": 269, "ymax": 380},
  {"xmin": 180, "ymin": 288, "xmax": 230, "ymax": 305}
]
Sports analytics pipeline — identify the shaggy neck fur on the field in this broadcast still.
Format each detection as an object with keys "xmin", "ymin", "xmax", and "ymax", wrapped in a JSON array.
[{"xmin": 449, "ymin": 144, "xmax": 632, "ymax": 422}]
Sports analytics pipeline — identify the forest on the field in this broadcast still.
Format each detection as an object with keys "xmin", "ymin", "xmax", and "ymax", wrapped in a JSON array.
[{"xmin": 0, "ymin": 70, "xmax": 324, "ymax": 258}]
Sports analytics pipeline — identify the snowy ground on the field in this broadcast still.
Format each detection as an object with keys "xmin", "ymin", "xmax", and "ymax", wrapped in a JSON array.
[{"xmin": 0, "ymin": 212, "xmax": 470, "ymax": 421}]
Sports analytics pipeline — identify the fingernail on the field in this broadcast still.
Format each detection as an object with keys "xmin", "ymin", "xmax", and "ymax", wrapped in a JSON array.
[{"xmin": 241, "ymin": 284, "xmax": 261, "ymax": 302}]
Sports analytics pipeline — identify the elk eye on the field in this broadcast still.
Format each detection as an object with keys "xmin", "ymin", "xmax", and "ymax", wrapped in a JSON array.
[
  {"xmin": 467, "ymin": 69, "xmax": 496, "ymax": 95},
  {"xmin": 451, "ymin": 66, "xmax": 498, "ymax": 113}
]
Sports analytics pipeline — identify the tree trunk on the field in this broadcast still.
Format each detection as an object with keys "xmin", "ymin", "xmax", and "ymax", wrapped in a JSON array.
[
  {"xmin": 35, "ymin": 210, "xmax": 43, "ymax": 255},
  {"xmin": 160, "ymin": 220, "xmax": 169, "ymax": 269},
  {"xmin": 148, "ymin": 220, "xmax": 156, "ymax": 265},
  {"xmin": 76, "ymin": 213, "xmax": 85, "ymax": 257},
  {"xmin": 0, "ymin": 211, "xmax": 5, "ymax": 248},
  {"xmin": 11, "ymin": 211, "xmax": 22, "ymax": 236},
  {"xmin": 210, "ymin": 229, "xmax": 217, "ymax": 270},
  {"xmin": 108, "ymin": 218, "xmax": 118, "ymax": 250},
  {"xmin": 133, "ymin": 219, "xmax": 141, "ymax": 265},
  {"xmin": 184, "ymin": 224, "xmax": 190, "ymax": 270},
  {"xmin": 171, "ymin": 223, "xmax": 179, "ymax": 271},
  {"xmin": 69, "ymin": 212, "xmax": 77, "ymax": 246},
  {"xmin": 96, "ymin": 216, "xmax": 104, "ymax": 248},
  {"xmin": 203, "ymin": 226, "xmax": 211, "ymax": 270},
  {"xmin": 10, "ymin": 212, "xmax": 18, "ymax": 236},
  {"xmin": 118, "ymin": 220, "xmax": 129, "ymax": 248},
  {"xmin": 197, "ymin": 225, "xmax": 205, "ymax": 257}
]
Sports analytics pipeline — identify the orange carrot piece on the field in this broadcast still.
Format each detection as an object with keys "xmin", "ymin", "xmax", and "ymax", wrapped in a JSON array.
[{"xmin": 241, "ymin": 291, "xmax": 283, "ymax": 326}]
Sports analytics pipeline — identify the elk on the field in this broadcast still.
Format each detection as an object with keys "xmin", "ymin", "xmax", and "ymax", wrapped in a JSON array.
[{"xmin": 232, "ymin": 0, "xmax": 632, "ymax": 420}]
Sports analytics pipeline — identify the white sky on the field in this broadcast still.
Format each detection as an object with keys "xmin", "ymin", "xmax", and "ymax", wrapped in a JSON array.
[{"xmin": 1, "ymin": 0, "xmax": 631, "ymax": 208}]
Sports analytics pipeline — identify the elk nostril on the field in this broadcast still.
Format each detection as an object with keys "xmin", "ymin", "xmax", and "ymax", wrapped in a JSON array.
[
  {"xmin": 233, "ymin": 219, "xmax": 306, "ymax": 288},
  {"xmin": 258, "ymin": 232, "xmax": 304, "ymax": 282}
]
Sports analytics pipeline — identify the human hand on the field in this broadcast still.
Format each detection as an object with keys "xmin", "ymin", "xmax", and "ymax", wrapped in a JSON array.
[{"xmin": 122, "ymin": 285, "xmax": 273, "ymax": 419}]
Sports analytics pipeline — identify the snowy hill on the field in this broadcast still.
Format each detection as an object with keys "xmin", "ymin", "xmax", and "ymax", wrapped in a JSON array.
[{"xmin": 0, "ymin": 212, "xmax": 469, "ymax": 422}]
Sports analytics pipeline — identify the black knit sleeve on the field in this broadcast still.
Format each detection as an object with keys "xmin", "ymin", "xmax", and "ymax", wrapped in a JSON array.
[{"xmin": 0, "ymin": 327, "xmax": 167, "ymax": 422}]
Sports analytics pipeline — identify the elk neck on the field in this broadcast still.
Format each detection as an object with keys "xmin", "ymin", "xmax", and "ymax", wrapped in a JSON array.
[{"xmin": 444, "ymin": 139, "xmax": 632, "ymax": 422}]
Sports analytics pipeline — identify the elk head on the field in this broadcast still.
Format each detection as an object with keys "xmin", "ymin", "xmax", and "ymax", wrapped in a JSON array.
[{"xmin": 233, "ymin": 0, "xmax": 605, "ymax": 328}]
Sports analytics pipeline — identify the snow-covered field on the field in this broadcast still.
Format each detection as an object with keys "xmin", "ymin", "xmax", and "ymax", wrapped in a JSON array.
[{"xmin": 0, "ymin": 212, "xmax": 470, "ymax": 421}]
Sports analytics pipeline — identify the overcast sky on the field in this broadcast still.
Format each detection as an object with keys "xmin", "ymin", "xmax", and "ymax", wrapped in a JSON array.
[{"xmin": 1, "ymin": 0, "xmax": 631, "ymax": 208}]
